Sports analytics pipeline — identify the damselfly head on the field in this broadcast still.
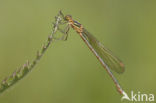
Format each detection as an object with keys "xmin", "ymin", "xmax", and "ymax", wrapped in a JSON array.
[{"xmin": 64, "ymin": 15, "xmax": 72, "ymax": 21}]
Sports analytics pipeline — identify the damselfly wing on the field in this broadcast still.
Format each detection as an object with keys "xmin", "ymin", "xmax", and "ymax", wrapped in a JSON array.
[{"xmin": 81, "ymin": 28, "xmax": 125, "ymax": 74}]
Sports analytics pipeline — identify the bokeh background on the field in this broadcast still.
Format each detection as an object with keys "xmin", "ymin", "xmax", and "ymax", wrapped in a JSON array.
[{"xmin": 0, "ymin": 0, "xmax": 156, "ymax": 103}]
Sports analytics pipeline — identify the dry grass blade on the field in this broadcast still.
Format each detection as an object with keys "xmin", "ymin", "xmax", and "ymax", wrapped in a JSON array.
[{"xmin": 0, "ymin": 11, "xmax": 62, "ymax": 94}]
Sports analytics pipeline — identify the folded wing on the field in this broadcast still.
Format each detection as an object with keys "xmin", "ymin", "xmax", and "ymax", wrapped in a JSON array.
[{"xmin": 81, "ymin": 29, "xmax": 125, "ymax": 74}]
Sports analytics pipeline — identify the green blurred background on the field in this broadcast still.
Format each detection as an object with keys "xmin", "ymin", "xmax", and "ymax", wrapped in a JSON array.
[{"xmin": 0, "ymin": 0, "xmax": 156, "ymax": 103}]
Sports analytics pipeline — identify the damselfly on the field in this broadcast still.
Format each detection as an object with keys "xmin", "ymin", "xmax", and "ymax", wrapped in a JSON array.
[{"xmin": 54, "ymin": 11, "xmax": 125, "ymax": 95}]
